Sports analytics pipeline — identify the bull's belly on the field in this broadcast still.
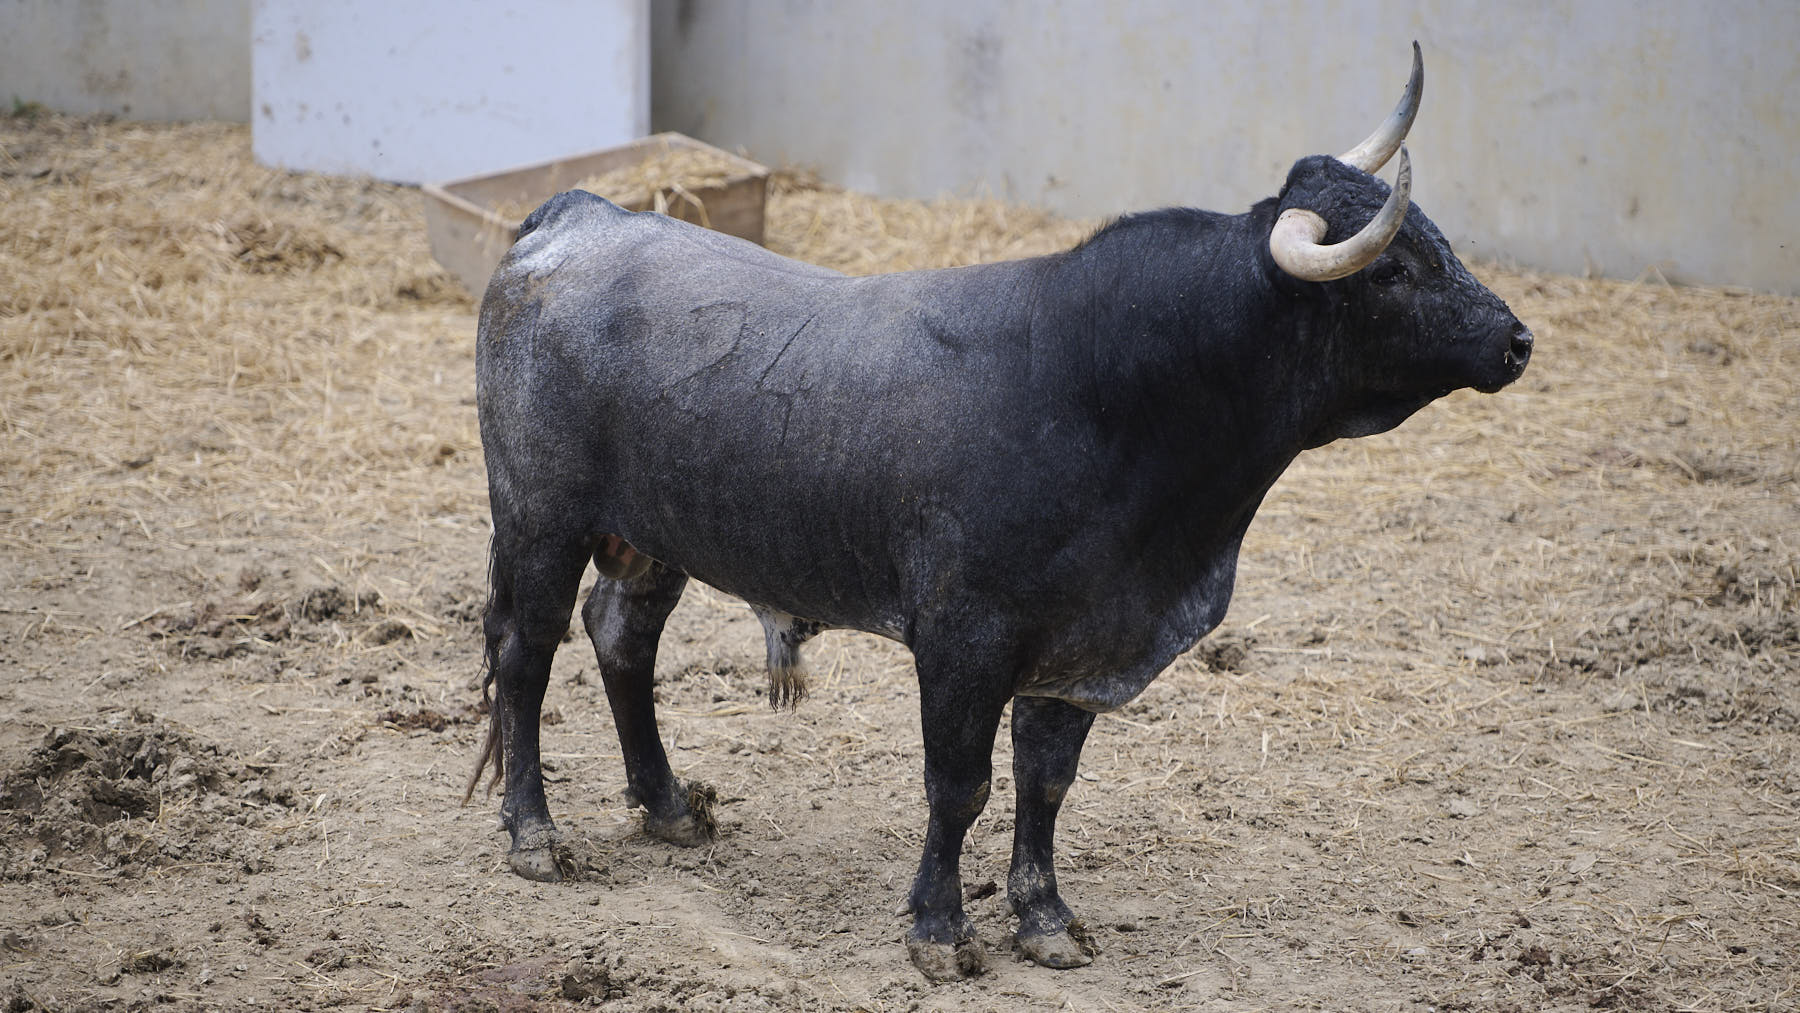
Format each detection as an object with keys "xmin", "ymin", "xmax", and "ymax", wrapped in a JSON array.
[
  {"xmin": 1016, "ymin": 671, "xmax": 1167, "ymax": 713},
  {"xmin": 653, "ymin": 538, "xmax": 1231, "ymax": 714},
  {"xmin": 627, "ymin": 523, "xmax": 910, "ymax": 642}
]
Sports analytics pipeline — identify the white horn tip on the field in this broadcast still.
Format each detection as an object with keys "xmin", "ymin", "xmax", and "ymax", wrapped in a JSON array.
[{"xmin": 1336, "ymin": 43, "xmax": 1425, "ymax": 173}]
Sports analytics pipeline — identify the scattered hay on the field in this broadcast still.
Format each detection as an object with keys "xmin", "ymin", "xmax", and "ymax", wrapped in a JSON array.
[
  {"xmin": 494, "ymin": 142, "xmax": 749, "ymax": 222},
  {"xmin": 764, "ymin": 168, "xmax": 1091, "ymax": 275},
  {"xmin": 0, "ymin": 117, "xmax": 483, "ymax": 610}
]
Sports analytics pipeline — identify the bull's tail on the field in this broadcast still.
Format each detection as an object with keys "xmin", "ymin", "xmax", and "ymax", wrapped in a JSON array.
[
  {"xmin": 461, "ymin": 536, "xmax": 507, "ymax": 805},
  {"xmin": 460, "ymin": 682, "xmax": 503, "ymax": 805}
]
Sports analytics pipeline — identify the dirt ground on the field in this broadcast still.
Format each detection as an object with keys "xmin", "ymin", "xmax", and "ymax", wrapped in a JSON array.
[{"xmin": 2, "ymin": 116, "xmax": 1796, "ymax": 1012}]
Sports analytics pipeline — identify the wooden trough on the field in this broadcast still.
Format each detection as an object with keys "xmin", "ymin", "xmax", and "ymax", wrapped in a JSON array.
[{"xmin": 421, "ymin": 132, "xmax": 769, "ymax": 296}]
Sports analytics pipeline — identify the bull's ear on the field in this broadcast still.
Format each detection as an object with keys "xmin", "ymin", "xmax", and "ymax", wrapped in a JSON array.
[{"xmin": 1269, "ymin": 148, "xmax": 1411, "ymax": 282}]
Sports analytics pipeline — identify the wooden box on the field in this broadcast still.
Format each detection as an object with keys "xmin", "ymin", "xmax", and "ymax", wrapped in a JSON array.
[{"xmin": 421, "ymin": 132, "xmax": 769, "ymax": 296}]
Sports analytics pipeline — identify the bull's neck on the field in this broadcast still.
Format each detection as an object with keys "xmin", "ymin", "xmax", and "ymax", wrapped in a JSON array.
[{"xmin": 1045, "ymin": 212, "xmax": 1341, "ymax": 505}]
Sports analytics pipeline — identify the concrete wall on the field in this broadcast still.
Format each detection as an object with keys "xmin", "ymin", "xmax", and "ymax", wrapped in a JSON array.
[
  {"xmin": 251, "ymin": 0, "xmax": 649, "ymax": 184},
  {"xmin": 5, "ymin": 1, "xmax": 1793, "ymax": 292},
  {"xmin": 0, "ymin": 0, "xmax": 251, "ymax": 121},
  {"xmin": 653, "ymin": 0, "xmax": 1800, "ymax": 294}
]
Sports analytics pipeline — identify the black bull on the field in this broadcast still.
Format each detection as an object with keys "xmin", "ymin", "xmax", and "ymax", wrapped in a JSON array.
[{"xmin": 467, "ymin": 50, "xmax": 1531, "ymax": 980}]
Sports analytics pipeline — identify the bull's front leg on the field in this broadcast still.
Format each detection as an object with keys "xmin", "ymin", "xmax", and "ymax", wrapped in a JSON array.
[
  {"xmin": 905, "ymin": 652, "xmax": 1011, "ymax": 982},
  {"xmin": 1008, "ymin": 695, "xmax": 1098, "ymax": 968}
]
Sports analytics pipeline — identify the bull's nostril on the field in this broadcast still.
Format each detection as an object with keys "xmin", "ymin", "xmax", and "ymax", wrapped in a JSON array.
[{"xmin": 1508, "ymin": 327, "xmax": 1534, "ymax": 365}]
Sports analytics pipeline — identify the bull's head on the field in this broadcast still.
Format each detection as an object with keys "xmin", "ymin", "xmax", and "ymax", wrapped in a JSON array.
[{"xmin": 1266, "ymin": 43, "xmax": 1533, "ymax": 443}]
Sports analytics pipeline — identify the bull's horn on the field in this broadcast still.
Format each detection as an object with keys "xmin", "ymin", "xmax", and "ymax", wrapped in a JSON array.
[
  {"xmin": 1269, "ymin": 147, "xmax": 1412, "ymax": 282},
  {"xmin": 1337, "ymin": 41, "xmax": 1423, "ymax": 173}
]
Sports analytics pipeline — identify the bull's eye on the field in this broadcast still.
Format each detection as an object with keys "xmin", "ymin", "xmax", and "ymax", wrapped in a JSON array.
[{"xmin": 1370, "ymin": 260, "xmax": 1409, "ymax": 286}]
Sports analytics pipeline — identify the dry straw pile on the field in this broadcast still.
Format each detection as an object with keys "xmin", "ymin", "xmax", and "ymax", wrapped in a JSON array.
[{"xmin": 2, "ymin": 118, "xmax": 482, "ymax": 557}]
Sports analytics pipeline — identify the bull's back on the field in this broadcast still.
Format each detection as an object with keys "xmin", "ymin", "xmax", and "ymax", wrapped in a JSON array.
[{"xmin": 477, "ymin": 194, "xmax": 1012, "ymax": 629}]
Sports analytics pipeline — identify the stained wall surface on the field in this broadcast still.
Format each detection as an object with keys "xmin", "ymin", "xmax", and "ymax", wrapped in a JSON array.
[
  {"xmin": 0, "ymin": 0, "xmax": 649, "ymax": 185},
  {"xmin": 652, "ymin": 1, "xmax": 1800, "ymax": 294},
  {"xmin": 0, "ymin": 0, "xmax": 252, "ymax": 121}
]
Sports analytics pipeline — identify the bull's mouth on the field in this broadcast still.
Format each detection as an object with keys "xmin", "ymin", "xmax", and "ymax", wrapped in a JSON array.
[{"xmin": 1473, "ymin": 358, "xmax": 1528, "ymax": 394}]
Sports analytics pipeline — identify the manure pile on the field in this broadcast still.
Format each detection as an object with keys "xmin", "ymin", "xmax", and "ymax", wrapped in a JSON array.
[{"xmin": 1, "ymin": 116, "xmax": 1796, "ymax": 1012}]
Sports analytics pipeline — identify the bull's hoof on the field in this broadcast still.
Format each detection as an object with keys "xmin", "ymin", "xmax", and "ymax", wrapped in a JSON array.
[
  {"xmin": 640, "ymin": 779, "xmax": 719, "ymax": 847},
  {"xmin": 643, "ymin": 810, "xmax": 713, "ymax": 847},
  {"xmin": 1017, "ymin": 918, "xmax": 1097, "ymax": 969},
  {"xmin": 504, "ymin": 821, "xmax": 562, "ymax": 881},
  {"xmin": 507, "ymin": 846, "xmax": 563, "ymax": 882},
  {"xmin": 906, "ymin": 928, "xmax": 988, "ymax": 982}
]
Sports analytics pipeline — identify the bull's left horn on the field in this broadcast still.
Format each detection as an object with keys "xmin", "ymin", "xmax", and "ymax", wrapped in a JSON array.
[
  {"xmin": 1337, "ymin": 41, "xmax": 1423, "ymax": 173},
  {"xmin": 1270, "ymin": 146, "xmax": 1411, "ymax": 282}
]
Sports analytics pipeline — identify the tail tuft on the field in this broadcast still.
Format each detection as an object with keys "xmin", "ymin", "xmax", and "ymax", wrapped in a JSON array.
[
  {"xmin": 755, "ymin": 609, "xmax": 820, "ymax": 712},
  {"xmin": 768, "ymin": 662, "xmax": 807, "ymax": 711}
]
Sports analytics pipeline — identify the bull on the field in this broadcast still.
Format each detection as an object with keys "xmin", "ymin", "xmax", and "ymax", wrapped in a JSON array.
[{"xmin": 466, "ymin": 43, "xmax": 1532, "ymax": 980}]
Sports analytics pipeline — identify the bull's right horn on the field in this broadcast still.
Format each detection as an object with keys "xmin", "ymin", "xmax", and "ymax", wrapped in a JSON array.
[
  {"xmin": 1337, "ymin": 41, "xmax": 1423, "ymax": 173},
  {"xmin": 1270, "ymin": 146, "xmax": 1412, "ymax": 282}
]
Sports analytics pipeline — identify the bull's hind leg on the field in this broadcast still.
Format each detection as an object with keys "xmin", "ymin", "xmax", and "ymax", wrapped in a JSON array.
[
  {"xmin": 581, "ymin": 561, "xmax": 713, "ymax": 846},
  {"xmin": 485, "ymin": 535, "xmax": 591, "ymax": 882},
  {"xmin": 1008, "ymin": 695, "xmax": 1098, "ymax": 968}
]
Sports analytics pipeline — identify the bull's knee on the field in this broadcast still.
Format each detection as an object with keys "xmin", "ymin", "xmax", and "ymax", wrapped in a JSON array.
[{"xmin": 506, "ymin": 617, "xmax": 570, "ymax": 658}]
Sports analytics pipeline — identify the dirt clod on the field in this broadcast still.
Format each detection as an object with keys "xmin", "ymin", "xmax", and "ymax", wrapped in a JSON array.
[
  {"xmin": 378, "ymin": 706, "xmax": 480, "ymax": 733},
  {"xmin": 122, "ymin": 948, "xmax": 182, "ymax": 974},
  {"xmin": 0, "ymin": 713, "xmax": 292, "ymax": 879},
  {"xmin": 299, "ymin": 584, "xmax": 379, "ymax": 621},
  {"xmin": 559, "ymin": 958, "xmax": 622, "ymax": 1001}
]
